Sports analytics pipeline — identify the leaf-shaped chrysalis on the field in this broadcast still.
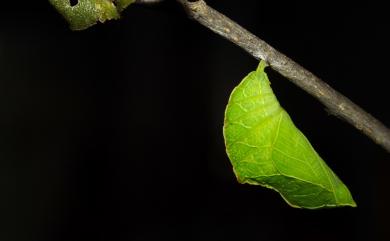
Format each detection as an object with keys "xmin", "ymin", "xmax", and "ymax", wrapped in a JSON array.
[{"xmin": 223, "ymin": 61, "xmax": 356, "ymax": 209}]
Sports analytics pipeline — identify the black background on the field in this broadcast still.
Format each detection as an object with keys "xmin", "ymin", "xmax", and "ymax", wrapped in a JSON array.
[{"xmin": 1, "ymin": 1, "xmax": 389, "ymax": 241}]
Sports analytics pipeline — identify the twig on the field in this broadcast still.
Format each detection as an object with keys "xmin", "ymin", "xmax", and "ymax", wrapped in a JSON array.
[{"xmin": 173, "ymin": 0, "xmax": 390, "ymax": 152}]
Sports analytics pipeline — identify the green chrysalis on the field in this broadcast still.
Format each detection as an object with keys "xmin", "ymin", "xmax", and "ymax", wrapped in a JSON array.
[{"xmin": 223, "ymin": 61, "xmax": 356, "ymax": 209}]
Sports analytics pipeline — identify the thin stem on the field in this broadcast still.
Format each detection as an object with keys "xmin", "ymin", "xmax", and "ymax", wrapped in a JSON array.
[{"xmin": 174, "ymin": 0, "xmax": 390, "ymax": 152}]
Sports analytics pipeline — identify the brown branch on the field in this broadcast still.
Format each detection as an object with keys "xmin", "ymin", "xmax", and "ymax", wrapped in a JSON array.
[{"xmin": 174, "ymin": 0, "xmax": 390, "ymax": 152}]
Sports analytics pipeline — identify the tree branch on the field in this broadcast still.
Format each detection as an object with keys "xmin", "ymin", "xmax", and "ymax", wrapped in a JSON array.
[{"xmin": 176, "ymin": 0, "xmax": 390, "ymax": 152}]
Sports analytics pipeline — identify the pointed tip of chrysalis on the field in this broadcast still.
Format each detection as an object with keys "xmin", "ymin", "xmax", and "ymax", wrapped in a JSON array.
[{"xmin": 256, "ymin": 60, "xmax": 268, "ymax": 73}]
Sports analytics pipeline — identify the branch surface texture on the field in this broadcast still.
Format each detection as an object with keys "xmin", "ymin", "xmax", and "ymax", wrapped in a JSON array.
[{"xmin": 172, "ymin": 0, "xmax": 390, "ymax": 152}]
